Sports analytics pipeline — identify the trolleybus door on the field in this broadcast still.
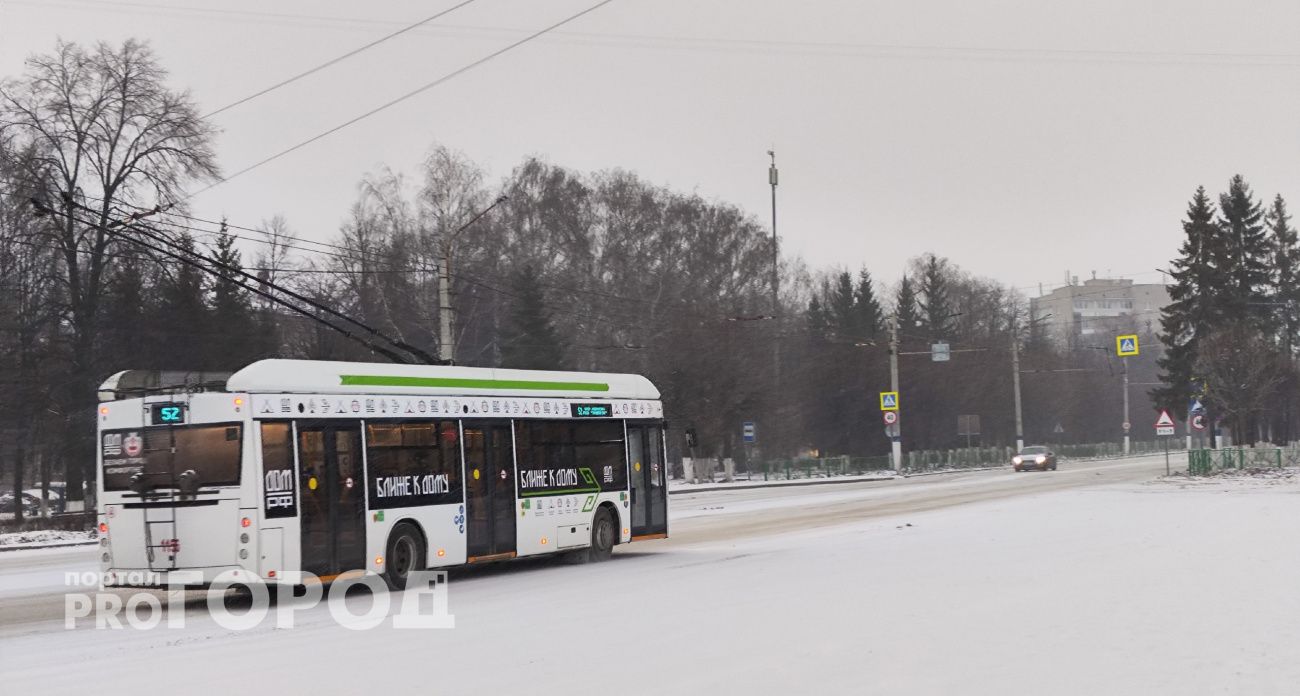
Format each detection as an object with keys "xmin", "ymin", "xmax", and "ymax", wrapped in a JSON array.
[
  {"xmin": 627, "ymin": 423, "xmax": 668, "ymax": 538},
  {"xmin": 464, "ymin": 422, "xmax": 516, "ymax": 560},
  {"xmin": 297, "ymin": 422, "xmax": 366, "ymax": 576}
]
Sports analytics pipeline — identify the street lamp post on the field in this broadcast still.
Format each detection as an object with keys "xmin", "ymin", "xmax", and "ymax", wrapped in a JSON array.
[
  {"xmin": 888, "ymin": 313, "xmax": 902, "ymax": 472},
  {"xmin": 768, "ymin": 150, "xmax": 780, "ymax": 381},
  {"xmin": 1012, "ymin": 319, "xmax": 1024, "ymax": 452}
]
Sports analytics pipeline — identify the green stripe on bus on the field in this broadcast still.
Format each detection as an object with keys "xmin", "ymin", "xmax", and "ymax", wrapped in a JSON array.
[{"xmin": 338, "ymin": 374, "xmax": 610, "ymax": 392}]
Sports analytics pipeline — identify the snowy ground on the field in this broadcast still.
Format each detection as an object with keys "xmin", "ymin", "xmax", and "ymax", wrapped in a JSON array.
[{"xmin": 3, "ymin": 456, "xmax": 1298, "ymax": 694}]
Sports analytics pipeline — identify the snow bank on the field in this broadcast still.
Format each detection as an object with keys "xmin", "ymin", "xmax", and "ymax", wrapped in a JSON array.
[{"xmin": 0, "ymin": 529, "xmax": 94, "ymax": 549}]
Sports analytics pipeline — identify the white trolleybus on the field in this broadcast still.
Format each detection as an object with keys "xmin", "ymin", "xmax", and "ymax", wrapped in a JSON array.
[{"xmin": 96, "ymin": 359, "xmax": 668, "ymax": 589}]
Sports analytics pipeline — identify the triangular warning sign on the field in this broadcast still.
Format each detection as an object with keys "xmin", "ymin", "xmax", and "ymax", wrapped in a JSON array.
[{"xmin": 1155, "ymin": 409, "xmax": 1175, "ymax": 427}]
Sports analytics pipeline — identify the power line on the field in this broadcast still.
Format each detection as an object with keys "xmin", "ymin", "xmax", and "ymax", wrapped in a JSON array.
[
  {"xmin": 181, "ymin": 0, "xmax": 620, "ymax": 201},
  {"xmin": 201, "ymin": 0, "xmax": 483, "ymax": 119},
  {"xmin": 16, "ymin": 0, "xmax": 1300, "ymax": 66}
]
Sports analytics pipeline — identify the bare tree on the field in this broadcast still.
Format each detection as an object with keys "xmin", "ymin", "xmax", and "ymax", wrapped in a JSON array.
[{"xmin": 0, "ymin": 39, "xmax": 219, "ymax": 505}]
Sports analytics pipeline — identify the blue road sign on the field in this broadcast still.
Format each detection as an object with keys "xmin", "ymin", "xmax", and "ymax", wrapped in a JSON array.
[{"xmin": 742, "ymin": 421, "xmax": 756, "ymax": 443}]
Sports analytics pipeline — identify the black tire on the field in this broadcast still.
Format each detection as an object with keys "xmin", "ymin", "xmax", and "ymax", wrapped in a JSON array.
[
  {"xmin": 384, "ymin": 523, "xmax": 425, "ymax": 591},
  {"xmin": 588, "ymin": 508, "xmax": 616, "ymax": 563}
]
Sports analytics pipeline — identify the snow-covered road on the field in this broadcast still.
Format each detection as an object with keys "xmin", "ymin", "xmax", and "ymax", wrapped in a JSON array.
[{"xmin": 5, "ymin": 454, "xmax": 1298, "ymax": 694}]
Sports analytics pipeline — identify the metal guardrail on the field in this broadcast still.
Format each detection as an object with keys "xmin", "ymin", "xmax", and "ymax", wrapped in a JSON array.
[
  {"xmin": 1187, "ymin": 448, "xmax": 1284, "ymax": 476},
  {"xmin": 750, "ymin": 456, "xmax": 893, "ymax": 481}
]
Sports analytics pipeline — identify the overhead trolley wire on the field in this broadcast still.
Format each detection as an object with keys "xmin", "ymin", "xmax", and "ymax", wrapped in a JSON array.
[
  {"xmin": 202, "ymin": 0, "xmax": 484, "ymax": 119},
  {"xmin": 182, "ymin": 0, "xmax": 620, "ymax": 201}
]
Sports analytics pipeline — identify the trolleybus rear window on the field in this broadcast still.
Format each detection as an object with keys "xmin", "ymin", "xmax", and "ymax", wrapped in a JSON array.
[{"xmin": 101, "ymin": 424, "xmax": 242, "ymax": 491}]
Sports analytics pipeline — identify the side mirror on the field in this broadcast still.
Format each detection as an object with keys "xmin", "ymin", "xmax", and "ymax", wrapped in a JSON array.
[
  {"xmin": 128, "ymin": 471, "xmax": 148, "ymax": 495},
  {"xmin": 177, "ymin": 469, "xmax": 201, "ymax": 496}
]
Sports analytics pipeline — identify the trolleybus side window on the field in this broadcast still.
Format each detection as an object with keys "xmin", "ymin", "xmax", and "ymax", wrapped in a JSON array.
[
  {"xmin": 101, "ymin": 424, "xmax": 242, "ymax": 491},
  {"xmin": 366, "ymin": 421, "xmax": 463, "ymax": 509},
  {"xmin": 574, "ymin": 421, "xmax": 628, "ymax": 491},
  {"xmin": 515, "ymin": 421, "xmax": 627, "ymax": 493}
]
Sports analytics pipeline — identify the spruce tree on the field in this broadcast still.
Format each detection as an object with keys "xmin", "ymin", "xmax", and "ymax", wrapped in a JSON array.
[
  {"xmin": 1216, "ymin": 175, "xmax": 1272, "ymax": 326},
  {"xmin": 209, "ymin": 231, "xmax": 257, "ymax": 368},
  {"xmin": 500, "ymin": 264, "xmax": 565, "ymax": 369},
  {"xmin": 1154, "ymin": 187, "xmax": 1221, "ymax": 415},
  {"xmin": 853, "ymin": 268, "xmax": 883, "ymax": 340},
  {"xmin": 154, "ymin": 233, "xmax": 209, "ymax": 369},
  {"xmin": 918, "ymin": 254, "xmax": 952, "ymax": 339},
  {"xmin": 894, "ymin": 274, "xmax": 921, "ymax": 341},
  {"xmin": 828, "ymin": 271, "xmax": 856, "ymax": 339},
  {"xmin": 1267, "ymin": 195, "xmax": 1300, "ymax": 355},
  {"xmin": 806, "ymin": 294, "xmax": 830, "ymax": 340}
]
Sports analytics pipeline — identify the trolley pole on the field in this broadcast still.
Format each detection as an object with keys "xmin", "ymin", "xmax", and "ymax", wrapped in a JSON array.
[
  {"xmin": 1122, "ymin": 356, "xmax": 1131, "ymax": 455},
  {"xmin": 1011, "ymin": 321, "xmax": 1024, "ymax": 452},
  {"xmin": 889, "ymin": 313, "xmax": 902, "ymax": 472}
]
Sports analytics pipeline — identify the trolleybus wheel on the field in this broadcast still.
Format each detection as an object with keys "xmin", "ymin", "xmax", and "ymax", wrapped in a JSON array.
[
  {"xmin": 588, "ymin": 508, "xmax": 616, "ymax": 563},
  {"xmin": 384, "ymin": 523, "xmax": 425, "ymax": 590}
]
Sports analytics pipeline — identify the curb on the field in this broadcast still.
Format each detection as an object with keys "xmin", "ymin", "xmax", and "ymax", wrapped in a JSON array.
[
  {"xmin": 670, "ymin": 475, "xmax": 897, "ymax": 494},
  {"xmin": 669, "ymin": 464, "xmax": 1020, "ymax": 494},
  {"xmin": 900, "ymin": 465, "xmax": 1006, "ymax": 478},
  {"xmin": 0, "ymin": 539, "xmax": 97, "ymax": 553}
]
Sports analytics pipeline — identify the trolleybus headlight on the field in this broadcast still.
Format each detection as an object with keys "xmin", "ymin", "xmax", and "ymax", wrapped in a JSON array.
[
  {"xmin": 98, "ymin": 522, "xmax": 108, "ymax": 534},
  {"xmin": 240, "ymin": 533, "xmax": 249, "ymax": 544},
  {"xmin": 101, "ymin": 553, "xmax": 110, "ymax": 563},
  {"xmin": 241, "ymin": 517, "xmax": 251, "ymax": 528},
  {"xmin": 239, "ymin": 549, "xmax": 248, "ymax": 559}
]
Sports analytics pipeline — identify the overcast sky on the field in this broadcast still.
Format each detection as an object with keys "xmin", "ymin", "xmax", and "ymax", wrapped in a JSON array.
[{"xmin": 3, "ymin": 0, "xmax": 1298, "ymax": 295}]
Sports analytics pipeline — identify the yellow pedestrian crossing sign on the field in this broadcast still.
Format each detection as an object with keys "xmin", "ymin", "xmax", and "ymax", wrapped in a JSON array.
[
  {"xmin": 880, "ymin": 391, "xmax": 899, "ymax": 411},
  {"xmin": 1116, "ymin": 334, "xmax": 1139, "ymax": 357}
]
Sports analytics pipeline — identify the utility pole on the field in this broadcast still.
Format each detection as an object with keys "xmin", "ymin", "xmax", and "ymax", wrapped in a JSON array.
[
  {"xmin": 438, "ymin": 243, "xmax": 454, "ymax": 363},
  {"xmin": 436, "ymin": 195, "xmax": 509, "ymax": 364},
  {"xmin": 888, "ymin": 313, "xmax": 902, "ymax": 472},
  {"xmin": 1011, "ymin": 320, "xmax": 1024, "ymax": 452},
  {"xmin": 1122, "ymin": 356, "xmax": 1131, "ymax": 455}
]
